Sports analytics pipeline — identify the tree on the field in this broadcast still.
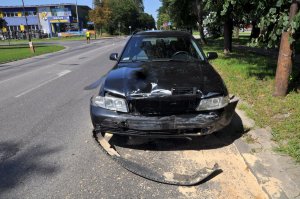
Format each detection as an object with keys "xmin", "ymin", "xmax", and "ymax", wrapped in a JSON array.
[
  {"xmin": 138, "ymin": 13, "xmax": 156, "ymax": 30},
  {"xmin": 107, "ymin": 0, "xmax": 140, "ymax": 34},
  {"xmin": 274, "ymin": 0, "xmax": 299, "ymax": 96},
  {"xmin": 89, "ymin": 0, "xmax": 111, "ymax": 36},
  {"xmin": 195, "ymin": 0, "xmax": 207, "ymax": 44},
  {"xmin": 133, "ymin": 0, "xmax": 144, "ymax": 12},
  {"xmin": 157, "ymin": 0, "xmax": 173, "ymax": 29},
  {"xmin": 246, "ymin": 0, "xmax": 300, "ymax": 96},
  {"xmin": 93, "ymin": 0, "xmax": 102, "ymax": 7},
  {"xmin": 0, "ymin": 17, "xmax": 7, "ymax": 30},
  {"xmin": 157, "ymin": 0, "xmax": 198, "ymax": 32},
  {"xmin": 203, "ymin": 0, "xmax": 256, "ymax": 53}
]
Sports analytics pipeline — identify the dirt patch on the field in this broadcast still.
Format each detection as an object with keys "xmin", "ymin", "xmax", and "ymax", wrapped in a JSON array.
[
  {"xmin": 178, "ymin": 187, "xmax": 198, "ymax": 198},
  {"xmin": 176, "ymin": 145, "xmax": 267, "ymax": 199},
  {"xmin": 107, "ymin": 132, "xmax": 269, "ymax": 198}
]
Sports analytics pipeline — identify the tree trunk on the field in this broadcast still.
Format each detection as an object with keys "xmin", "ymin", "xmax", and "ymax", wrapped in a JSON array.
[
  {"xmin": 224, "ymin": 17, "xmax": 233, "ymax": 54},
  {"xmin": 196, "ymin": 0, "xmax": 207, "ymax": 45},
  {"xmin": 273, "ymin": 0, "xmax": 299, "ymax": 97}
]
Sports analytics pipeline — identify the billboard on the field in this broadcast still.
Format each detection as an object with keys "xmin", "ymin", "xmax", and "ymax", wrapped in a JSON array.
[{"xmin": 48, "ymin": 16, "xmax": 70, "ymax": 23}]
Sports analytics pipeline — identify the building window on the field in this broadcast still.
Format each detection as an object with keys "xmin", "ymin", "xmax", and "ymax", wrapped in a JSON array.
[{"xmin": 4, "ymin": 12, "xmax": 20, "ymax": 17}]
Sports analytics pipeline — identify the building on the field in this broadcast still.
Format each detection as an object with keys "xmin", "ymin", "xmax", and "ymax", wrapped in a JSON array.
[{"xmin": 0, "ymin": 4, "xmax": 91, "ymax": 37}]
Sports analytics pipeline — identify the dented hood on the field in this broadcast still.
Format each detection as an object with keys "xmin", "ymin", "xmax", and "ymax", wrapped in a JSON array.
[{"xmin": 101, "ymin": 61, "xmax": 228, "ymax": 98}]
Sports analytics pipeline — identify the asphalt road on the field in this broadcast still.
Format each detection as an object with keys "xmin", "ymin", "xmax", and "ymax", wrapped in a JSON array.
[{"xmin": 0, "ymin": 38, "xmax": 267, "ymax": 198}]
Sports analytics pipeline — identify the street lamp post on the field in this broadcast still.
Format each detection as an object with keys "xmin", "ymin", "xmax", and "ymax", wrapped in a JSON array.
[
  {"xmin": 76, "ymin": 0, "xmax": 80, "ymax": 32},
  {"xmin": 21, "ymin": 0, "xmax": 35, "ymax": 53}
]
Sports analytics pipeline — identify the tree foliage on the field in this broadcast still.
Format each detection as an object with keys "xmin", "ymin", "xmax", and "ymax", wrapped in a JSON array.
[
  {"xmin": 0, "ymin": 17, "xmax": 7, "ymax": 29},
  {"xmin": 257, "ymin": 0, "xmax": 300, "ymax": 48},
  {"xmin": 89, "ymin": 0, "xmax": 111, "ymax": 35},
  {"xmin": 157, "ymin": 0, "xmax": 196, "ymax": 29},
  {"xmin": 157, "ymin": 0, "xmax": 300, "ymax": 96},
  {"xmin": 107, "ymin": 0, "xmax": 141, "ymax": 34},
  {"xmin": 90, "ymin": 0, "xmax": 155, "ymax": 35}
]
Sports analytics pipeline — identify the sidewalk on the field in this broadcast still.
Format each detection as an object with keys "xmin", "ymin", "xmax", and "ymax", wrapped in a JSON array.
[{"xmin": 235, "ymin": 109, "xmax": 300, "ymax": 199}]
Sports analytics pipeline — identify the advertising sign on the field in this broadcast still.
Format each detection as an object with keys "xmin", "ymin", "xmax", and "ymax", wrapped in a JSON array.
[{"xmin": 48, "ymin": 16, "xmax": 70, "ymax": 23}]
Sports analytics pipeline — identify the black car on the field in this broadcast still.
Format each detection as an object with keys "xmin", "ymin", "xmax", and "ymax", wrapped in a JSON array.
[{"xmin": 90, "ymin": 31, "xmax": 238, "ymax": 137}]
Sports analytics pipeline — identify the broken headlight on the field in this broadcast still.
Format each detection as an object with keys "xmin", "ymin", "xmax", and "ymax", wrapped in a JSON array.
[
  {"xmin": 92, "ymin": 96, "xmax": 129, "ymax": 113},
  {"xmin": 196, "ymin": 96, "xmax": 229, "ymax": 111}
]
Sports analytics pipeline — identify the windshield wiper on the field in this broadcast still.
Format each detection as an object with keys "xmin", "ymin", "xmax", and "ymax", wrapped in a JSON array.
[
  {"xmin": 120, "ymin": 59, "xmax": 150, "ymax": 63},
  {"xmin": 151, "ymin": 58, "xmax": 194, "ymax": 62}
]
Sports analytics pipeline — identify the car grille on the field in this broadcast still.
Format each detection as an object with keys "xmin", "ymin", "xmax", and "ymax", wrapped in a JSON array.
[
  {"xmin": 171, "ymin": 87, "xmax": 198, "ymax": 95},
  {"xmin": 129, "ymin": 95, "xmax": 200, "ymax": 115}
]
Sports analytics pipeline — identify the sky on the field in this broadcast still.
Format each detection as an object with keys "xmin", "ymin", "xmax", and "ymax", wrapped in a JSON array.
[{"xmin": 0, "ymin": 0, "xmax": 162, "ymax": 22}]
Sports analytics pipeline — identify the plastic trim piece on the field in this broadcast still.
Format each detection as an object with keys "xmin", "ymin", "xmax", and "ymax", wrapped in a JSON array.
[{"xmin": 93, "ymin": 131, "xmax": 222, "ymax": 186}]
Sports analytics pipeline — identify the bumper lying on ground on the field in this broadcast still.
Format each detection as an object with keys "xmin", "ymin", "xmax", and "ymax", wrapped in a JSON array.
[{"xmin": 90, "ymin": 98, "xmax": 238, "ymax": 137}]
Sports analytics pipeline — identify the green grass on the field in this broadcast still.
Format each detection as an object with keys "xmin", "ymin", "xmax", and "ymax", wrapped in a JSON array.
[
  {"xmin": 202, "ymin": 38, "xmax": 300, "ymax": 162},
  {"xmin": 0, "ymin": 34, "xmax": 114, "ymax": 45},
  {"xmin": 0, "ymin": 44, "xmax": 65, "ymax": 64}
]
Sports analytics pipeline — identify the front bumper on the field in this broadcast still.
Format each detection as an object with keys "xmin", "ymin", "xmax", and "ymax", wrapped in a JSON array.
[{"xmin": 90, "ymin": 97, "xmax": 238, "ymax": 137}]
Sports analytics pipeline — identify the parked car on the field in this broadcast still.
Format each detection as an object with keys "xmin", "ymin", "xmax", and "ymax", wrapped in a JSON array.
[{"xmin": 90, "ymin": 30, "xmax": 238, "ymax": 137}]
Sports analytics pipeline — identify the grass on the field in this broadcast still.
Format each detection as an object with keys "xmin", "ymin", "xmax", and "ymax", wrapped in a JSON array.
[
  {"xmin": 201, "ymin": 36, "xmax": 300, "ymax": 162},
  {"xmin": 0, "ymin": 44, "xmax": 65, "ymax": 64},
  {"xmin": 0, "ymin": 33, "xmax": 114, "ymax": 45}
]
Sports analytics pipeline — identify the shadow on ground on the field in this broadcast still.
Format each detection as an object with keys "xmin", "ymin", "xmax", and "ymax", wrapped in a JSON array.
[
  {"xmin": 0, "ymin": 141, "xmax": 61, "ymax": 195},
  {"xmin": 108, "ymin": 112, "xmax": 245, "ymax": 151},
  {"xmin": 199, "ymin": 37, "xmax": 280, "ymax": 80}
]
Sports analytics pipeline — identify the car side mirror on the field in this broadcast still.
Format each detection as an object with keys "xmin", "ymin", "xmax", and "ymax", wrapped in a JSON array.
[
  {"xmin": 109, "ymin": 53, "xmax": 118, "ymax": 61},
  {"xmin": 207, "ymin": 52, "xmax": 218, "ymax": 60}
]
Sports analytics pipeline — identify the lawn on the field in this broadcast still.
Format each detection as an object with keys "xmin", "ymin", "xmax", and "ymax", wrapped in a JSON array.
[
  {"xmin": 201, "ymin": 37, "xmax": 300, "ymax": 162},
  {"xmin": 0, "ymin": 44, "xmax": 65, "ymax": 64},
  {"xmin": 0, "ymin": 33, "xmax": 113, "ymax": 45}
]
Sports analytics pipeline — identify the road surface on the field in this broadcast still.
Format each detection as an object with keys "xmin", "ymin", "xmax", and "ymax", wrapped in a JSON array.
[{"xmin": 0, "ymin": 38, "xmax": 268, "ymax": 198}]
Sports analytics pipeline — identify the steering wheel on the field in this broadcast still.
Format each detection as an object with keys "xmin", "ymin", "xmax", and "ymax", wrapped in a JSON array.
[{"xmin": 171, "ymin": 51, "xmax": 190, "ymax": 58}]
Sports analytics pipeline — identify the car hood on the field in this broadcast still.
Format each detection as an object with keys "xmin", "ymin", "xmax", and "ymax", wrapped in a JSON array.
[{"xmin": 101, "ymin": 61, "xmax": 228, "ymax": 98}]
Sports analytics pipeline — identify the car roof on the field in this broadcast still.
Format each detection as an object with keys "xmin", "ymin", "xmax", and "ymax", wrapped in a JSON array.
[{"xmin": 134, "ymin": 30, "xmax": 192, "ymax": 37}]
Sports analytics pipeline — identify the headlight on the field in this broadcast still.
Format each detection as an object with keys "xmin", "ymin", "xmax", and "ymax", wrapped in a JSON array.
[
  {"xmin": 92, "ymin": 96, "xmax": 128, "ymax": 113},
  {"xmin": 196, "ymin": 96, "xmax": 229, "ymax": 111}
]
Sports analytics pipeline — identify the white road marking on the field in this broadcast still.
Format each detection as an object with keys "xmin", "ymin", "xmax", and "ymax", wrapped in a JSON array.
[
  {"xmin": 15, "ymin": 70, "xmax": 71, "ymax": 98},
  {"xmin": 0, "ymin": 41, "xmax": 123, "ymax": 86}
]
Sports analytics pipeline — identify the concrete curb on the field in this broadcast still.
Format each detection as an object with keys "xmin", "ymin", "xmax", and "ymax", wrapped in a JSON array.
[{"xmin": 234, "ymin": 109, "xmax": 300, "ymax": 199}]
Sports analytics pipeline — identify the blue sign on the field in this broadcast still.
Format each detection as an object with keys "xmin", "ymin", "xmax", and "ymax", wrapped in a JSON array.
[{"xmin": 48, "ymin": 16, "xmax": 70, "ymax": 23}]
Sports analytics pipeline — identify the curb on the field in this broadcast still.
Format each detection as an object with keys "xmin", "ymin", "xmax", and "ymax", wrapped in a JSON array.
[{"xmin": 234, "ymin": 109, "xmax": 300, "ymax": 199}]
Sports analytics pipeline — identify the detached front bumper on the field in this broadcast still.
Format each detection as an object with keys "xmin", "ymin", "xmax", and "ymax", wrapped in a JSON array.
[{"xmin": 90, "ymin": 97, "xmax": 238, "ymax": 137}]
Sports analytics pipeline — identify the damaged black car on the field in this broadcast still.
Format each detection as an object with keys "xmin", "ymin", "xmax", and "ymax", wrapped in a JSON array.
[{"xmin": 90, "ymin": 31, "xmax": 238, "ymax": 137}]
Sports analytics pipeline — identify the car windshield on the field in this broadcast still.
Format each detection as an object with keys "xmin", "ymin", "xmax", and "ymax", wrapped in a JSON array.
[{"xmin": 120, "ymin": 35, "xmax": 205, "ymax": 62}]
